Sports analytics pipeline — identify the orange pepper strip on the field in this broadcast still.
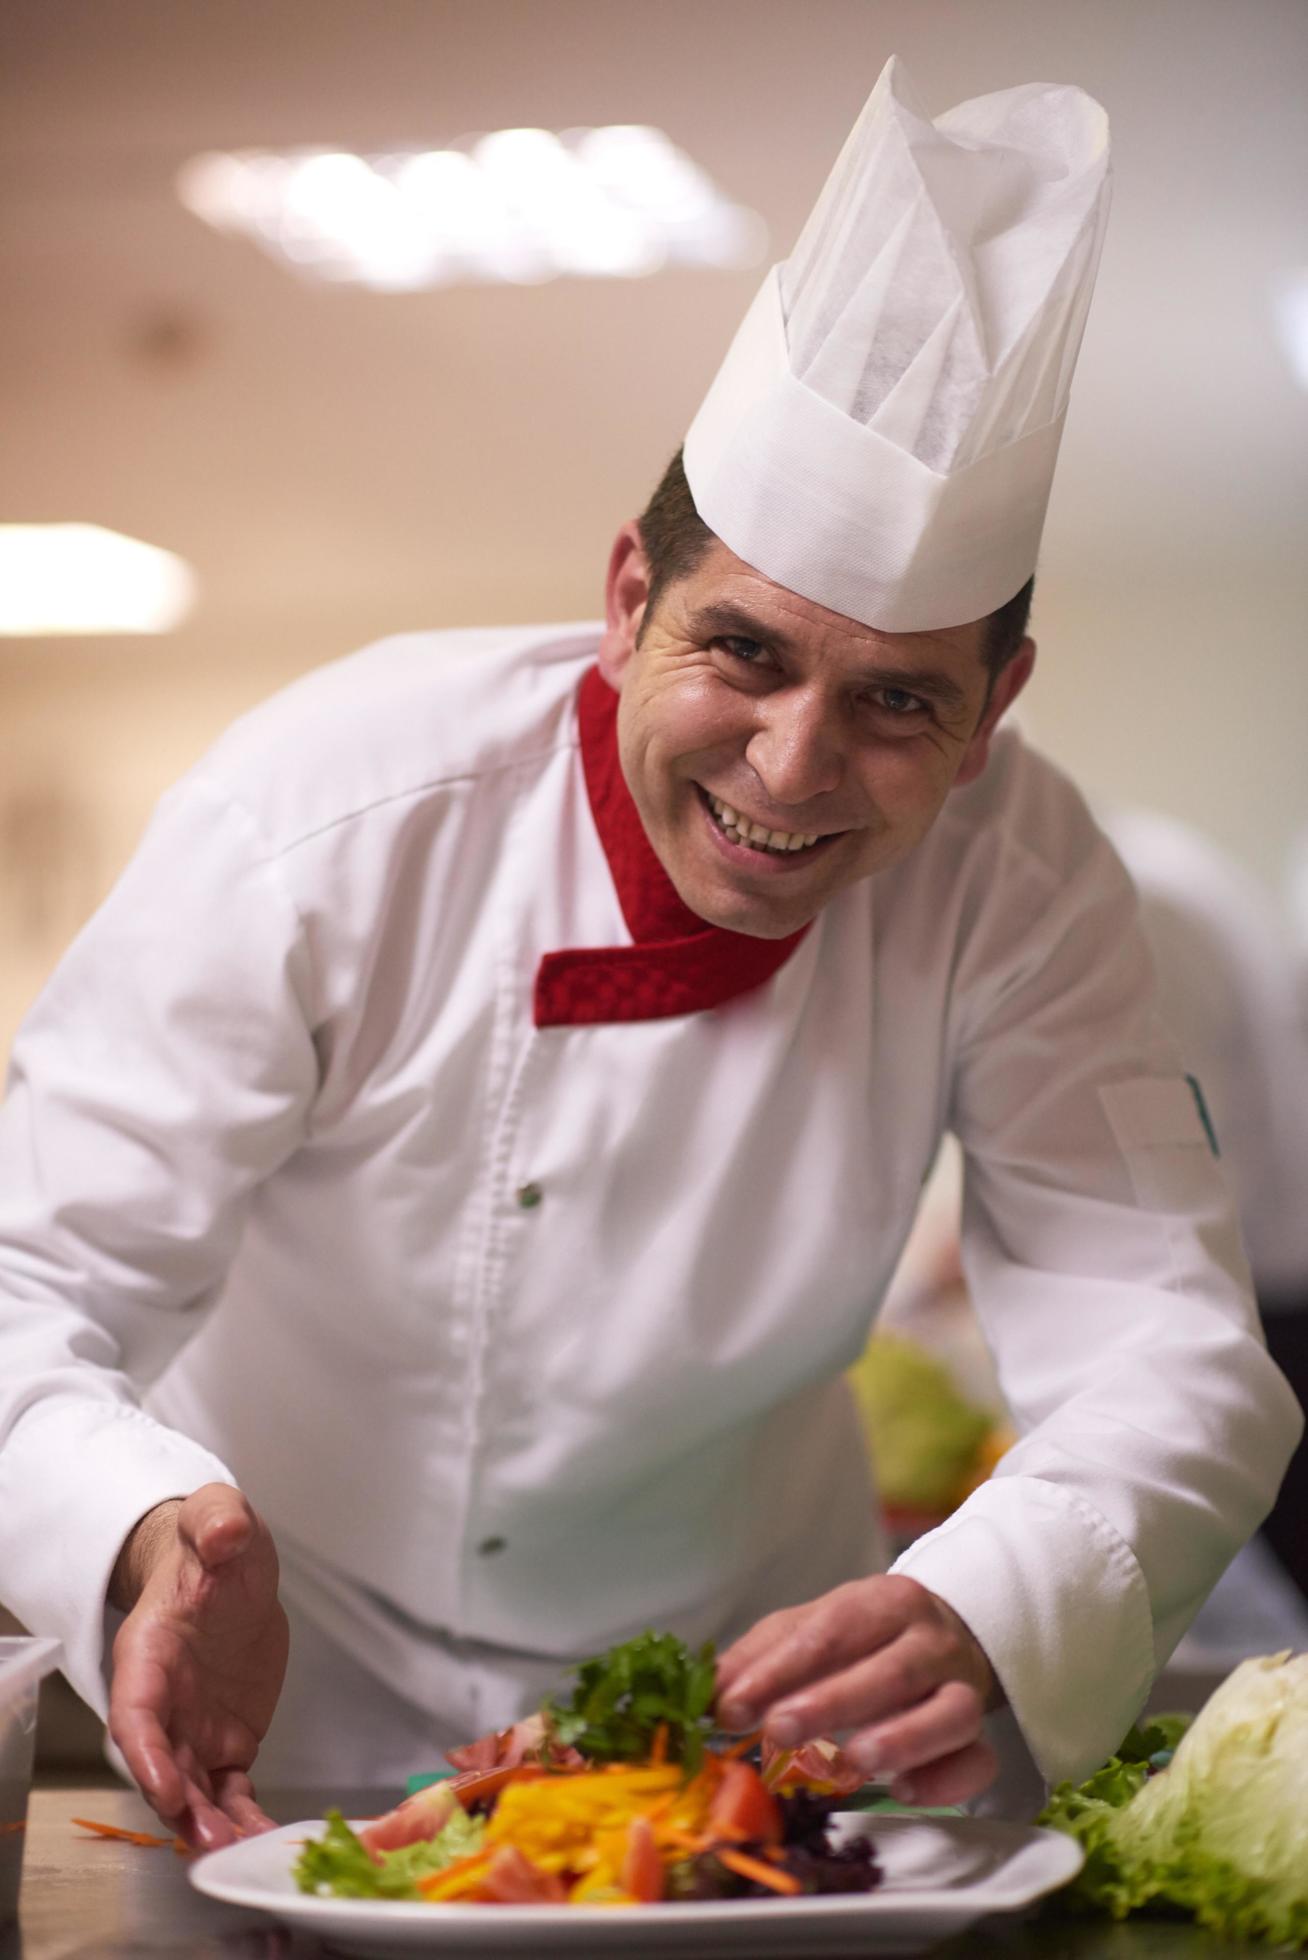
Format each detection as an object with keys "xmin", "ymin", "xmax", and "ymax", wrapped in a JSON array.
[
  {"xmin": 417, "ymin": 1849, "xmax": 495, "ymax": 1901},
  {"xmin": 715, "ymin": 1847, "xmax": 803, "ymax": 1895},
  {"xmin": 71, "ymin": 1817, "xmax": 176, "ymax": 1848},
  {"xmin": 659, "ymin": 1825, "xmax": 709, "ymax": 1853}
]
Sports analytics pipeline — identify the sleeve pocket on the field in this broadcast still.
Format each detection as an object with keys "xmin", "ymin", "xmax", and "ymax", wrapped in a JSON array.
[{"xmin": 1100, "ymin": 1076, "xmax": 1219, "ymax": 1212}]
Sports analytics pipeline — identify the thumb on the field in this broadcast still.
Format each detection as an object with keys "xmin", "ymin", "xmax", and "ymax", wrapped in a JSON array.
[{"xmin": 177, "ymin": 1482, "xmax": 255, "ymax": 1571}]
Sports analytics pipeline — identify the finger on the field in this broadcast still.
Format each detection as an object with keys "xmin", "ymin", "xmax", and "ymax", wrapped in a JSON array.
[
  {"xmin": 178, "ymin": 1483, "xmax": 255, "ymax": 1569},
  {"xmin": 717, "ymin": 1579, "xmax": 921, "ymax": 1727},
  {"xmin": 212, "ymin": 1766, "xmax": 280, "ymax": 1836},
  {"xmin": 159, "ymin": 1748, "xmax": 237, "ymax": 1852},
  {"xmin": 171, "ymin": 1774, "xmax": 242, "ymax": 1851},
  {"xmin": 119, "ymin": 1733, "xmax": 233, "ymax": 1852},
  {"xmin": 843, "ymin": 1680, "xmax": 987, "ymax": 1784},
  {"xmin": 137, "ymin": 1737, "xmax": 251, "ymax": 1852},
  {"xmin": 764, "ymin": 1626, "xmax": 954, "ymax": 1746},
  {"xmin": 717, "ymin": 1601, "xmax": 827, "ymax": 1691},
  {"xmin": 715, "ymin": 1609, "xmax": 803, "ymax": 1705},
  {"xmin": 886, "ymin": 1736, "xmax": 998, "ymax": 1809},
  {"xmin": 109, "ymin": 1681, "xmax": 190, "ymax": 1824}
]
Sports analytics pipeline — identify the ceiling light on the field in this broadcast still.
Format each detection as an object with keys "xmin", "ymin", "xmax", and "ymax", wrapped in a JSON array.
[
  {"xmin": 176, "ymin": 128, "xmax": 766, "ymax": 291},
  {"xmin": 0, "ymin": 526, "xmax": 195, "ymax": 636}
]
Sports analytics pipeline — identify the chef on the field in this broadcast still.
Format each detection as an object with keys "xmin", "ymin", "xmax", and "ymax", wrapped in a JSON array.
[{"xmin": 0, "ymin": 59, "xmax": 1299, "ymax": 1849}]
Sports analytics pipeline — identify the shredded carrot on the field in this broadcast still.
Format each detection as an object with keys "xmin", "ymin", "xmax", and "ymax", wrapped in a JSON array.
[
  {"xmin": 714, "ymin": 1846, "xmax": 803, "ymax": 1895},
  {"xmin": 71, "ymin": 1817, "xmax": 176, "ymax": 1848},
  {"xmin": 720, "ymin": 1729, "xmax": 764, "ymax": 1760},
  {"xmin": 0, "ymin": 1821, "xmax": 25, "ymax": 1835},
  {"xmin": 649, "ymin": 1723, "xmax": 669, "ymax": 1765}
]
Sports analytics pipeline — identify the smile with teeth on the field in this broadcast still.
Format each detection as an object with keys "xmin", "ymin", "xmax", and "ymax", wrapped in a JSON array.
[{"xmin": 704, "ymin": 791, "xmax": 824, "ymax": 855}]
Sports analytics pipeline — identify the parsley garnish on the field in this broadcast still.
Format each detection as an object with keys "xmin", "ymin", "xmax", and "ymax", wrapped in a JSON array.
[{"xmin": 544, "ymin": 1631, "xmax": 718, "ymax": 1774}]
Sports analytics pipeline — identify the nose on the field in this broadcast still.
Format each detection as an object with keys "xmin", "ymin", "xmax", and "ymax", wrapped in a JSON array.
[{"xmin": 744, "ymin": 687, "xmax": 844, "ymax": 808}]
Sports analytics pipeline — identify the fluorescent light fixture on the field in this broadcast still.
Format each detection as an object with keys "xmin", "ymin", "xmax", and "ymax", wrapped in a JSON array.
[
  {"xmin": 176, "ymin": 127, "xmax": 767, "ymax": 290},
  {"xmin": 0, "ymin": 525, "xmax": 195, "ymax": 636},
  {"xmin": 1271, "ymin": 268, "xmax": 1308, "ymax": 392}
]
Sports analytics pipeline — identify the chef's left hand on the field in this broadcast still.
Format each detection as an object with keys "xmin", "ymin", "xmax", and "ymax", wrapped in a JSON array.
[{"xmin": 715, "ymin": 1575, "xmax": 1000, "ymax": 1806}]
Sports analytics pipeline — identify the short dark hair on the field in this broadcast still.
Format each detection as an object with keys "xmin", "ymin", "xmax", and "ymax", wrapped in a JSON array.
[{"xmin": 637, "ymin": 448, "xmax": 1033, "ymax": 679}]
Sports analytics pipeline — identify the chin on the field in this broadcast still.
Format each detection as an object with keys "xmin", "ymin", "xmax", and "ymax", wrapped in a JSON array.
[{"xmin": 683, "ymin": 885, "xmax": 812, "ymax": 941}]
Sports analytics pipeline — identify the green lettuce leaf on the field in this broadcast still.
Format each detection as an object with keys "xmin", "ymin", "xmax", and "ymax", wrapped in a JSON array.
[
  {"xmin": 1040, "ymin": 1652, "xmax": 1308, "ymax": 1945},
  {"xmin": 294, "ymin": 1806, "xmax": 486, "ymax": 1899}
]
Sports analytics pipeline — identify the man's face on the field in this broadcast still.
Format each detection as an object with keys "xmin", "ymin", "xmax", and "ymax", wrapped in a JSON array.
[{"xmin": 597, "ymin": 527, "xmax": 1034, "ymax": 940}]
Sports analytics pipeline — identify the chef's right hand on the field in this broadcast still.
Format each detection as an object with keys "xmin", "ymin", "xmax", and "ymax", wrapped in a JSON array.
[{"xmin": 107, "ymin": 1482, "xmax": 289, "ymax": 1849}]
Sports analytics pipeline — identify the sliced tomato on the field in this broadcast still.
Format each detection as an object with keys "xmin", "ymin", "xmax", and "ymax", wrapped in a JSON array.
[
  {"xmin": 706, "ymin": 1759, "xmax": 782, "ymax": 1845},
  {"xmin": 446, "ymin": 1713, "xmax": 547, "ymax": 1774},
  {"xmin": 760, "ymin": 1735, "xmax": 864, "ymax": 1796},
  {"xmin": 478, "ymin": 1844, "xmax": 567, "ymax": 1904},
  {"xmin": 445, "ymin": 1711, "xmax": 586, "ymax": 1779},
  {"xmin": 619, "ymin": 1814, "xmax": 664, "ymax": 1903},
  {"xmin": 358, "ymin": 1780, "xmax": 458, "ymax": 1858}
]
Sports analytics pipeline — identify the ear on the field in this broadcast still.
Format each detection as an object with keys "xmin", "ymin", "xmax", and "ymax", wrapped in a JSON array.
[
  {"xmin": 597, "ymin": 521, "xmax": 651, "ymax": 690},
  {"xmin": 953, "ymin": 637, "xmax": 1036, "ymax": 789}
]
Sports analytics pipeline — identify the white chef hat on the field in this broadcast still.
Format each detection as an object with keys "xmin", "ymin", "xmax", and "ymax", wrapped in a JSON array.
[{"xmin": 683, "ymin": 56, "xmax": 1111, "ymax": 632}]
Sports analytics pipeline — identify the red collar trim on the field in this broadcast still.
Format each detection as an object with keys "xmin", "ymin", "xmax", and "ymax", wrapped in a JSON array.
[{"xmin": 533, "ymin": 666, "xmax": 810, "ymax": 1028}]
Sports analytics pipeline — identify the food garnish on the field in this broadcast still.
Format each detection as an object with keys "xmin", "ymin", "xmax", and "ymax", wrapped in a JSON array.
[
  {"xmin": 541, "ymin": 1628, "xmax": 718, "ymax": 1773},
  {"xmin": 294, "ymin": 1631, "xmax": 881, "ymax": 1908}
]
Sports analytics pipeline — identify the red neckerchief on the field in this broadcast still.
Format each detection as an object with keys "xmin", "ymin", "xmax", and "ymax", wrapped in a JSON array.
[{"xmin": 533, "ymin": 666, "xmax": 811, "ymax": 1027}]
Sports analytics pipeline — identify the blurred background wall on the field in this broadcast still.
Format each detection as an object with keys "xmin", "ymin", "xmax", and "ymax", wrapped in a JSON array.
[{"xmin": 2, "ymin": 0, "xmax": 1307, "ymax": 1054}]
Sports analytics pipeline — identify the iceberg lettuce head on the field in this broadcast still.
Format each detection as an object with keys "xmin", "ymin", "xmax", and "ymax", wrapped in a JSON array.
[{"xmin": 1042, "ymin": 1651, "xmax": 1308, "ymax": 1945}]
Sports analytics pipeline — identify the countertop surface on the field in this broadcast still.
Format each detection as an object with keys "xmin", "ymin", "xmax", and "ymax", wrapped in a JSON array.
[{"xmin": 2, "ymin": 1783, "xmax": 1278, "ymax": 1959}]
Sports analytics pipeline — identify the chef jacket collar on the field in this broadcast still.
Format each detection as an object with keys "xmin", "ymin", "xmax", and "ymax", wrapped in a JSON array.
[{"xmin": 533, "ymin": 665, "xmax": 810, "ymax": 1027}]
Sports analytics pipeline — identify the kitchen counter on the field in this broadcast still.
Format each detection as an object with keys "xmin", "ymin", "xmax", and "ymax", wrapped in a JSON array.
[{"xmin": 3, "ymin": 1783, "xmax": 1275, "ymax": 1958}]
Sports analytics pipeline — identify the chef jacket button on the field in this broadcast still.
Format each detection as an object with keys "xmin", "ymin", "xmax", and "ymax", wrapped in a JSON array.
[
  {"xmin": 476, "ymin": 1535, "xmax": 508, "ymax": 1557},
  {"xmin": 515, "ymin": 1181, "xmax": 543, "ymax": 1209}
]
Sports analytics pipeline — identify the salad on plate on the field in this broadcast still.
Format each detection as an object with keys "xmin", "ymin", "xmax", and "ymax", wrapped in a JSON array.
[{"xmin": 294, "ymin": 1630, "xmax": 882, "ymax": 1908}]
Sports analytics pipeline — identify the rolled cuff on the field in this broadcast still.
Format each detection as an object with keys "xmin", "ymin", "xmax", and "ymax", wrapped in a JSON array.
[{"xmin": 889, "ymin": 1474, "xmax": 1155, "ymax": 1792}]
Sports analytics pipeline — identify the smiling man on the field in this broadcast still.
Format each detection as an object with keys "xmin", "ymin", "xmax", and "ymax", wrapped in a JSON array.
[
  {"xmin": 0, "ymin": 58, "xmax": 1300, "ymax": 1850},
  {"xmin": 599, "ymin": 506, "xmax": 1035, "ymax": 943}
]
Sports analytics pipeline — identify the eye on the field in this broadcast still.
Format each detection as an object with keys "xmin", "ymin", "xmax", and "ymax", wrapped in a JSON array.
[
  {"xmin": 869, "ymin": 685, "xmax": 929, "ymax": 719},
  {"xmin": 708, "ymin": 635, "xmax": 779, "ymax": 687},
  {"xmin": 712, "ymin": 635, "xmax": 767, "ymax": 664}
]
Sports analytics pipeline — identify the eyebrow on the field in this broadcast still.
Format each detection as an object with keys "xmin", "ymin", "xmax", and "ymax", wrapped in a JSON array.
[{"xmin": 686, "ymin": 602, "xmax": 973, "ymax": 715}]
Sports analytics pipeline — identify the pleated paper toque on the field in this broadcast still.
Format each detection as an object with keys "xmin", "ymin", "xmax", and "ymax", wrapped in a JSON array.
[{"xmin": 684, "ymin": 55, "xmax": 1112, "ymax": 631}]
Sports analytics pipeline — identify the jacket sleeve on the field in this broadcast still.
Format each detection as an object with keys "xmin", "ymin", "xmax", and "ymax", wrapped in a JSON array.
[
  {"xmin": 889, "ymin": 799, "xmax": 1303, "ymax": 1796},
  {"xmin": 0, "ymin": 775, "xmax": 319, "ymax": 1714}
]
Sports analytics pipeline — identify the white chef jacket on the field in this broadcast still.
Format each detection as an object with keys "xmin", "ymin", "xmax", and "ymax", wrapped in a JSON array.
[
  {"xmin": 1103, "ymin": 807, "xmax": 1308, "ymax": 1299},
  {"xmin": 0, "ymin": 624, "xmax": 1299, "ymax": 1796}
]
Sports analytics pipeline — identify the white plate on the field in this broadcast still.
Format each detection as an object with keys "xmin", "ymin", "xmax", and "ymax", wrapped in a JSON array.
[{"xmin": 190, "ymin": 1811, "xmax": 1083, "ymax": 1956}]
